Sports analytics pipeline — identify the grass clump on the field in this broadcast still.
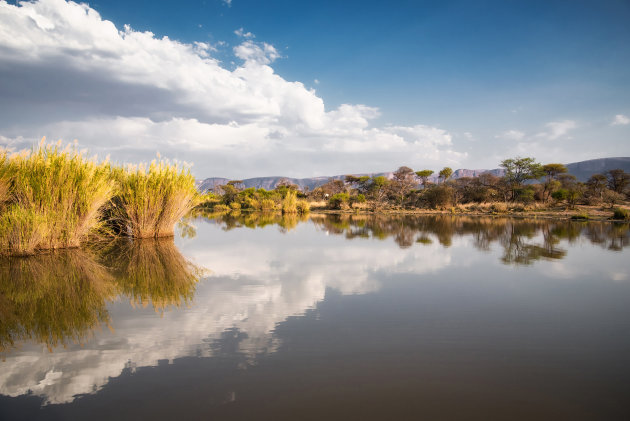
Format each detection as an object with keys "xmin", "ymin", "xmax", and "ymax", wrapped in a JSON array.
[
  {"xmin": 612, "ymin": 208, "xmax": 629, "ymax": 220},
  {"xmin": 282, "ymin": 190, "xmax": 298, "ymax": 214},
  {"xmin": 110, "ymin": 159, "xmax": 200, "ymax": 238},
  {"xmin": 260, "ymin": 199, "xmax": 276, "ymax": 212},
  {"xmin": 296, "ymin": 199, "xmax": 310, "ymax": 214},
  {"xmin": 571, "ymin": 213, "xmax": 590, "ymax": 220},
  {"xmin": 0, "ymin": 141, "xmax": 202, "ymax": 255},
  {"xmin": 0, "ymin": 140, "xmax": 113, "ymax": 254}
]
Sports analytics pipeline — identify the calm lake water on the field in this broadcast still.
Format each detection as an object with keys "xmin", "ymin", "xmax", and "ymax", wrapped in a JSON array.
[{"xmin": 1, "ymin": 213, "xmax": 629, "ymax": 420}]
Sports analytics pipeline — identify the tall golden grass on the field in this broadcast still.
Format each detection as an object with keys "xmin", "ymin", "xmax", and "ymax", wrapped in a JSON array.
[
  {"xmin": 0, "ymin": 140, "xmax": 113, "ymax": 255},
  {"xmin": 110, "ymin": 159, "xmax": 200, "ymax": 238},
  {"xmin": 282, "ymin": 190, "xmax": 298, "ymax": 214},
  {"xmin": 0, "ymin": 140, "xmax": 200, "ymax": 255}
]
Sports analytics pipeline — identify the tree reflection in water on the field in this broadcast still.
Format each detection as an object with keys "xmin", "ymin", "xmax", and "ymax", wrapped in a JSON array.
[
  {"xmin": 0, "ymin": 239, "xmax": 202, "ymax": 355},
  {"xmin": 206, "ymin": 212, "xmax": 630, "ymax": 265}
]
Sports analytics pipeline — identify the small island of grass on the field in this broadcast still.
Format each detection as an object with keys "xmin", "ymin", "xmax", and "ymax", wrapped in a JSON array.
[{"xmin": 0, "ymin": 140, "xmax": 199, "ymax": 256}]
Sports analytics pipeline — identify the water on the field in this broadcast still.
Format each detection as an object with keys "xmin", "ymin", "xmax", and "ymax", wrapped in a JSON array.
[{"xmin": 1, "ymin": 214, "xmax": 629, "ymax": 420}]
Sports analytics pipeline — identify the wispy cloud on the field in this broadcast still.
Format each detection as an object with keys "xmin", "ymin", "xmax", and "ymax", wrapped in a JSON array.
[
  {"xmin": 222, "ymin": 0, "xmax": 232, "ymax": 7},
  {"xmin": 496, "ymin": 130, "xmax": 525, "ymax": 141},
  {"xmin": 234, "ymin": 27, "xmax": 254, "ymax": 38},
  {"xmin": 537, "ymin": 120, "xmax": 577, "ymax": 140},
  {"xmin": 612, "ymin": 114, "xmax": 630, "ymax": 126},
  {"xmin": 233, "ymin": 40, "xmax": 280, "ymax": 64}
]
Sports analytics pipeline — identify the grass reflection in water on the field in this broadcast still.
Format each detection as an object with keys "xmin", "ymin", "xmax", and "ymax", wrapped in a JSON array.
[{"xmin": 0, "ymin": 239, "xmax": 202, "ymax": 355}]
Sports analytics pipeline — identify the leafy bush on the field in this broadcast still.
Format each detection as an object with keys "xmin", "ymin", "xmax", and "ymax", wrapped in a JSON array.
[
  {"xmin": 328, "ymin": 193, "xmax": 350, "ymax": 210},
  {"xmin": 260, "ymin": 199, "xmax": 276, "ymax": 211},
  {"xmin": 212, "ymin": 204, "xmax": 231, "ymax": 212},
  {"xmin": 514, "ymin": 186, "xmax": 535, "ymax": 203},
  {"xmin": 423, "ymin": 185, "xmax": 454, "ymax": 209},
  {"xmin": 296, "ymin": 199, "xmax": 310, "ymax": 214},
  {"xmin": 612, "ymin": 208, "xmax": 629, "ymax": 220},
  {"xmin": 571, "ymin": 213, "xmax": 590, "ymax": 220},
  {"xmin": 552, "ymin": 189, "xmax": 569, "ymax": 202}
]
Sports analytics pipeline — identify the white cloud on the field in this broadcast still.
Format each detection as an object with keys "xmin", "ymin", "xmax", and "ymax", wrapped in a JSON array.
[
  {"xmin": 612, "ymin": 114, "xmax": 630, "ymax": 126},
  {"xmin": 0, "ymin": 219, "xmax": 454, "ymax": 404},
  {"xmin": 497, "ymin": 130, "xmax": 525, "ymax": 141},
  {"xmin": 222, "ymin": 0, "xmax": 232, "ymax": 7},
  {"xmin": 0, "ymin": 0, "xmax": 463, "ymax": 178},
  {"xmin": 233, "ymin": 40, "xmax": 280, "ymax": 64},
  {"xmin": 234, "ymin": 27, "xmax": 254, "ymax": 38},
  {"xmin": 536, "ymin": 120, "xmax": 577, "ymax": 140}
]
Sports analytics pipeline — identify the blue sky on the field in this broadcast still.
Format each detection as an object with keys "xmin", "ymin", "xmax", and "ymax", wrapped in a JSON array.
[{"xmin": 0, "ymin": 0, "xmax": 628, "ymax": 177}]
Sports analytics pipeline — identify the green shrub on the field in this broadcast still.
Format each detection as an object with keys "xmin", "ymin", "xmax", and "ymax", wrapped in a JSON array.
[
  {"xmin": 229, "ymin": 201, "xmax": 241, "ymax": 210},
  {"xmin": 423, "ymin": 185, "xmax": 454, "ymax": 209},
  {"xmin": 612, "ymin": 208, "xmax": 629, "ymax": 220},
  {"xmin": 260, "ymin": 199, "xmax": 276, "ymax": 212},
  {"xmin": 296, "ymin": 199, "xmax": 310, "ymax": 214},
  {"xmin": 571, "ymin": 213, "xmax": 590, "ymax": 220},
  {"xmin": 212, "ymin": 204, "xmax": 231, "ymax": 212},
  {"xmin": 328, "ymin": 193, "xmax": 350, "ymax": 210},
  {"xmin": 551, "ymin": 189, "xmax": 569, "ymax": 202}
]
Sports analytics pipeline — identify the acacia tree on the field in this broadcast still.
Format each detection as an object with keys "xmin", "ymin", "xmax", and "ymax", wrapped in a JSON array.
[
  {"xmin": 388, "ymin": 166, "xmax": 417, "ymax": 206},
  {"xmin": 415, "ymin": 170, "xmax": 434, "ymax": 189},
  {"xmin": 586, "ymin": 173, "xmax": 608, "ymax": 200},
  {"xmin": 438, "ymin": 167, "xmax": 453, "ymax": 184},
  {"xmin": 345, "ymin": 175, "xmax": 372, "ymax": 195},
  {"xmin": 500, "ymin": 157, "xmax": 543, "ymax": 200},
  {"xmin": 607, "ymin": 169, "xmax": 630, "ymax": 194},
  {"xmin": 541, "ymin": 163, "xmax": 568, "ymax": 202},
  {"xmin": 368, "ymin": 176, "xmax": 389, "ymax": 205}
]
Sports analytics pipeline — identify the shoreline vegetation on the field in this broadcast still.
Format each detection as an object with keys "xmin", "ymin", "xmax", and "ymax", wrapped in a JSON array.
[
  {"xmin": 0, "ymin": 140, "xmax": 199, "ymax": 256},
  {"xmin": 1, "ymin": 141, "xmax": 628, "ymax": 256},
  {"xmin": 199, "ymin": 159, "xmax": 630, "ymax": 223}
]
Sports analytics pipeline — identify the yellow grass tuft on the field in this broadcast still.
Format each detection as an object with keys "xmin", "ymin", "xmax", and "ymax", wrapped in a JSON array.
[
  {"xmin": 0, "ymin": 139, "xmax": 113, "ymax": 254},
  {"xmin": 109, "ymin": 159, "xmax": 200, "ymax": 238}
]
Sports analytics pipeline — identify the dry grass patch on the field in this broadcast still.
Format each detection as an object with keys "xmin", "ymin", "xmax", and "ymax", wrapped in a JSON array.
[
  {"xmin": 110, "ymin": 159, "xmax": 199, "ymax": 238},
  {"xmin": 0, "ymin": 140, "xmax": 113, "ymax": 255}
]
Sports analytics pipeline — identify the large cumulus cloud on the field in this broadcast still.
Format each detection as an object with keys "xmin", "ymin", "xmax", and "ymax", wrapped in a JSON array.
[{"xmin": 0, "ymin": 0, "xmax": 464, "ymax": 177}]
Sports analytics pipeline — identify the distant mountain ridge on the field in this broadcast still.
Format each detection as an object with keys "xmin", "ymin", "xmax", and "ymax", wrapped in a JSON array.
[
  {"xmin": 197, "ymin": 157, "xmax": 630, "ymax": 192},
  {"xmin": 566, "ymin": 157, "xmax": 630, "ymax": 181}
]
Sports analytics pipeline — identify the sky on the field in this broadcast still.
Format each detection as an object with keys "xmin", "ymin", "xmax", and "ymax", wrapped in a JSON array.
[{"xmin": 0, "ymin": 0, "xmax": 629, "ymax": 178}]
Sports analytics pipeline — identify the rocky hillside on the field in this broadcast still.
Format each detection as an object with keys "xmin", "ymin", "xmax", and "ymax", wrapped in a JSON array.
[
  {"xmin": 566, "ymin": 157, "xmax": 630, "ymax": 181},
  {"xmin": 197, "ymin": 158, "xmax": 629, "ymax": 192}
]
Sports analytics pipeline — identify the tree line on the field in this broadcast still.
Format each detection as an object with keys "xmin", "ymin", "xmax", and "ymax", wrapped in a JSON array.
[
  {"xmin": 206, "ymin": 157, "xmax": 630, "ymax": 214},
  {"xmin": 307, "ymin": 157, "xmax": 630, "ymax": 211}
]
